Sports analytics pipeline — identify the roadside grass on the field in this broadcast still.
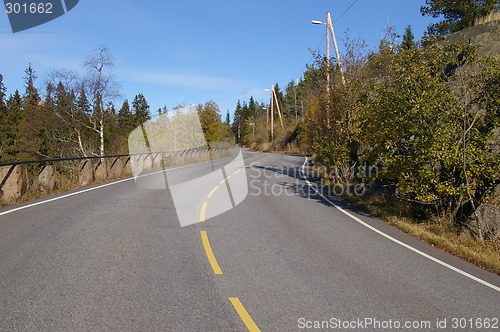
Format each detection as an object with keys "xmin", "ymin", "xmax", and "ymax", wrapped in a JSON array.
[
  {"xmin": 252, "ymin": 141, "xmax": 308, "ymax": 155},
  {"xmin": 308, "ymin": 163, "xmax": 499, "ymax": 275},
  {"xmin": 343, "ymin": 190, "xmax": 500, "ymax": 275}
]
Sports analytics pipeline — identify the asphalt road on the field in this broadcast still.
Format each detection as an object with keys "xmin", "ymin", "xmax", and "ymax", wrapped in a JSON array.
[{"xmin": 0, "ymin": 150, "xmax": 498, "ymax": 331}]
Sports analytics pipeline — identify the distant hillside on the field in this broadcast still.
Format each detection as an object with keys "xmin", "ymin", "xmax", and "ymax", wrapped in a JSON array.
[{"xmin": 446, "ymin": 19, "xmax": 500, "ymax": 57}]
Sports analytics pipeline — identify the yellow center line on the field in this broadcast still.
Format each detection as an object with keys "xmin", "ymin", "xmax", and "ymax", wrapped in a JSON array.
[
  {"xmin": 200, "ymin": 231, "xmax": 223, "ymax": 275},
  {"xmin": 199, "ymin": 201, "xmax": 208, "ymax": 222},
  {"xmin": 250, "ymin": 157, "xmax": 267, "ymax": 165},
  {"xmin": 220, "ymin": 176, "xmax": 231, "ymax": 184},
  {"xmin": 232, "ymin": 169, "xmax": 241, "ymax": 175},
  {"xmin": 229, "ymin": 297, "xmax": 261, "ymax": 332},
  {"xmin": 207, "ymin": 186, "xmax": 219, "ymax": 198}
]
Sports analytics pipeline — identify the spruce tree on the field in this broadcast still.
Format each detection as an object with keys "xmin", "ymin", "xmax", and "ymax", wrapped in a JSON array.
[
  {"xmin": 131, "ymin": 93, "xmax": 151, "ymax": 125},
  {"xmin": 401, "ymin": 25, "xmax": 415, "ymax": 50},
  {"xmin": 4, "ymin": 90, "xmax": 23, "ymax": 160},
  {"xmin": 232, "ymin": 100, "xmax": 243, "ymax": 142},
  {"xmin": 75, "ymin": 86, "xmax": 90, "ymax": 114},
  {"xmin": 118, "ymin": 99, "xmax": 135, "ymax": 132},
  {"xmin": 23, "ymin": 64, "xmax": 40, "ymax": 107}
]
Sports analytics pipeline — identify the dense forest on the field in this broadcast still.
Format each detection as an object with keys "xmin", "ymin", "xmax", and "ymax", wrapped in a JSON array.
[{"xmin": 0, "ymin": 47, "xmax": 231, "ymax": 163}]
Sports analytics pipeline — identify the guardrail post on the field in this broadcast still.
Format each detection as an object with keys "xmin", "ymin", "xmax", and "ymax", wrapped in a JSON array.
[
  {"xmin": 0, "ymin": 165, "xmax": 28, "ymax": 202},
  {"xmin": 144, "ymin": 154, "xmax": 153, "ymax": 172},
  {"xmin": 95, "ymin": 160, "xmax": 108, "ymax": 182},
  {"xmin": 176, "ymin": 151, "xmax": 182, "ymax": 167},
  {"xmin": 152, "ymin": 153, "xmax": 162, "ymax": 171},
  {"xmin": 109, "ymin": 157, "xmax": 124, "ymax": 178},
  {"xmin": 124, "ymin": 156, "xmax": 132, "ymax": 175},
  {"xmin": 38, "ymin": 165, "xmax": 57, "ymax": 193},
  {"xmin": 79, "ymin": 160, "xmax": 94, "ymax": 186}
]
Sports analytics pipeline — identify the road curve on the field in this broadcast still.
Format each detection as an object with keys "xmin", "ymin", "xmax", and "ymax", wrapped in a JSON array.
[{"xmin": 0, "ymin": 150, "xmax": 498, "ymax": 331}]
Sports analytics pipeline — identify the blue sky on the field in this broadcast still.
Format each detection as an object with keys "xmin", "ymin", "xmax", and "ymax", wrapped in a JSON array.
[{"xmin": 0, "ymin": 0, "xmax": 437, "ymax": 119}]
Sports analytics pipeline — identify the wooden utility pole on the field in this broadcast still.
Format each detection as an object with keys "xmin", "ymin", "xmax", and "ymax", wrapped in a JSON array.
[
  {"xmin": 313, "ymin": 12, "xmax": 346, "ymax": 90},
  {"xmin": 266, "ymin": 106, "xmax": 269, "ymax": 135},
  {"xmin": 326, "ymin": 12, "xmax": 346, "ymax": 86},
  {"xmin": 272, "ymin": 85, "xmax": 285, "ymax": 133},
  {"xmin": 325, "ymin": 13, "xmax": 331, "ymax": 95},
  {"xmin": 270, "ymin": 89, "xmax": 274, "ymax": 140}
]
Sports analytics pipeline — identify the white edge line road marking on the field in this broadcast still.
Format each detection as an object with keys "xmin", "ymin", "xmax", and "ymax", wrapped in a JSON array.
[
  {"xmin": 0, "ymin": 151, "xmax": 256, "ymax": 218},
  {"xmin": 0, "ymin": 177, "xmax": 134, "ymax": 217},
  {"xmin": 300, "ymin": 157, "xmax": 500, "ymax": 293}
]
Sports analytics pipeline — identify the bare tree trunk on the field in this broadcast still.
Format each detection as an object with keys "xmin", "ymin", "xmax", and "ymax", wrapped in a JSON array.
[
  {"xmin": 76, "ymin": 129, "xmax": 87, "ymax": 157},
  {"xmin": 458, "ymin": 70, "xmax": 483, "ymax": 241},
  {"xmin": 83, "ymin": 46, "xmax": 120, "ymax": 158},
  {"xmin": 99, "ymin": 101, "xmax": 105, "ymax": 158}
]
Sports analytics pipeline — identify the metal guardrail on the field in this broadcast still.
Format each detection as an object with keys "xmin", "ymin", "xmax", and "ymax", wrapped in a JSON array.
[
  {"xmin": 0, "ymin": 147, "xmax": 230, "ymax": 191},
  {"xmin": 0, "ymin": 147, "xmax": 229, "ymax": 167}
]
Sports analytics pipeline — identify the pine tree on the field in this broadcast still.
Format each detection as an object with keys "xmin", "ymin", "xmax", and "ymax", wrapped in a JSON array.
[
  {"xmin": 55, "ymin": 82, "xmax": 72, "ymax": 116},
  {"xmin": 285, "ymin": 80, "xmax": 300, "ymax": 119},
  {"xmin": 6, "ymin": 90, "xmax": 22, "ymax": 118},
  {"xmin": 16, "ymin": 64, "xmax": 45, "ymax": 159},
  {"xmin": 232, "ymin": 100, "xmax": 243, "ymax": 143},
  {"xmin": 75, "ymin": 86, "xmax": 90, "ymax": 114},
  {"xmin": 131, "ymin": 93, "xmax": 151, "ymax": 125},
  {"xmin": 401, "ymin": 25, "xmax": 415, "ymax": 50},
  {"xmin": 66, "ymin": 86, "xmax": 93, "ymax": 157},
  {"xmin": 41, "ymin": 82, "xmax": 66, "ymax": 157},
  {"xmin": 273, "ymin": 84, "xmax": 285, "ymax": 106},
  {"xmin": 23, "ymin": 64, "xmax": 40, "ymax": 107},
  {"xmin": 104, "ymin": 102, "xmax": 120, "ymax": 154},
  {"xmin": 44, "ymin": 83, "xmax": 55, "ymax": 110},
  {"xmin": 3, "ymin": 90, "xmax": 23, "ymax": 160},
  {"xmin": 421, "ymin": 0, "xmax": 499, "ymax": 35},
  {"xmin": 248, "ymin": 96, "xmax": 257, "ymax": 118},
  {"xmin": 118, "ymin": 99, "xmax": 135, "ymax": 132},
  {"xmin": 197, "ymin": 101, "xmax": 225, "ymax": 144}
]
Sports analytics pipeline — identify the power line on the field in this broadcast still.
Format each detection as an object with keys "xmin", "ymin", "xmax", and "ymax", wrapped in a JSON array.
[
  {"xmin": 333, "ymin": 0, "xmax": 359, "ymax": 22},
  {"xmin": 295, "ymin": 34, "xmax": 326, "ymax": 83},
  {"xmin": 308, "ymin": 34, "xmax": 326, "ymax": 64},
  {"xmin": 280, "ymin": 1, "xmax": 356, "ymax": 91}
]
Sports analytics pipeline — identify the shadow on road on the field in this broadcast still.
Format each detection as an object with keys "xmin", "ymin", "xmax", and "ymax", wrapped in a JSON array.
[{"xmin": 252, "ymin": 162, "xmax": 374, "ymax": 219}]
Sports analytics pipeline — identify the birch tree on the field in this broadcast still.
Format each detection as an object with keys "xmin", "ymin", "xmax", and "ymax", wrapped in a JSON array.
[{"xmin": 82, "ymin": 46, "xmax": 121, "ymax": 157}]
